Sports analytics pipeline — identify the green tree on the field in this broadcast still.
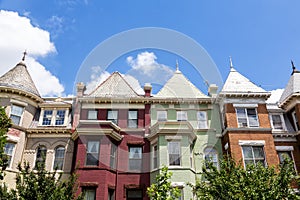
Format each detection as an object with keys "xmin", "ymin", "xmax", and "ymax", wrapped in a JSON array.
[
  {"xmin": 191, "ymin": 157, "xmax": 299, "ymax": 200},
  {"xmin": 5, "ymin": 162, "xmax": 83, "ymax": 200},
  {"xmin": 0, "ymin": 106, "xmax": 11, "ymax": 180},
  {"xmin": 147, "ymin": 166, "xmax": 181, "ymax": 200}
]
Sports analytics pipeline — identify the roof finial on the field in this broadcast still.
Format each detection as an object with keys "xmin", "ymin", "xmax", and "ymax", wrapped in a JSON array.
[
  {"xmin": 22, "ymin": 50, "xmax": 27, "ymax": 61},
  {"xmin": 176, "ymin": 60, "xmax": 180, "ymax": 72},
  {"xmin": 229, "ymin": 56, "xmax": 233, "ymax": 69},
  {"xmin": 291, "ymin": 60, "xmax": 295, "ymax": 71}
]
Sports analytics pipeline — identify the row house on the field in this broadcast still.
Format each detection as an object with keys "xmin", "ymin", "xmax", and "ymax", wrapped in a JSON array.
[
  {"xmin": 147, "ymin": 68, "xmax": 222, "ymax": 200},
  {"xmin": 2, "ymin": 55, "xmax": 300, "ymax": 199},
  {"xmin": 72, "ymin": 72, "xmax": 151, "ymax": 200},
  {"xmin": 0, "ymin": 58, "xmax": 73, "ymax": 188}
]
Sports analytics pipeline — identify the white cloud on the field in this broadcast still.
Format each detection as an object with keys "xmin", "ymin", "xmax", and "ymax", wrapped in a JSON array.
[
  {"xmin": 46, "ymin": 15, "xmax": 64, "ymax": 39},
  {"xmin": 0, "ymin": 10, "xmax": 65, "ymax": 96},
  {"xmin": 85, "ymin": 66, "xmax": 144, "ymax": 95},
  {"xmin": 266, "ymin": 89, "xmax": 284, "ymax": 103},
  {"xmin": 126, "ymin": 51, "xmax": 174, "ymax": 89}
]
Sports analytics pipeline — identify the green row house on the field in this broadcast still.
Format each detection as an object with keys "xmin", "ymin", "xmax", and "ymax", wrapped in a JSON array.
[{"xmin": 147, "ymin": 68, "xmax": 222, "ymax": 200}]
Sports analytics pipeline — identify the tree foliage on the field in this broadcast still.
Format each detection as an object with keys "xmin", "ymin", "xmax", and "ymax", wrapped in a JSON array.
[
  {"xmin": 147, "ymin": 166, "xmax": 181, "ymax": 200},
  {"xmin": 191, "ymin": 157, "xmax": 299, "ymax": 200},
  {"xmin": 1, "ymin": 162, "xmax": 83, "ymax": 200},
  {"xmin": 0, "ymin": 106, "xmax": 11, "ymax": 180}
]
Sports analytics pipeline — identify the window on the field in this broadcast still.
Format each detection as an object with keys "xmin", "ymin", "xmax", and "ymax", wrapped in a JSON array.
[
  {"xmin": 88, "ymin": 110, "xmax": 97, "ymax": 120},
  {"xmin": 236, "ymin": 108, "xmax": 259, "ymax": 128},
  {"xmin": 55, "ymin": 110, "xmax": 66, "ymax": 125},
  {"xmin": 35, "ymin": 146, "xmax": 47, "ymax": 169},
  {"xmin": 177, "ymin": 111, "xmax": 187, "ymax": 121},
  {"xmin": 190, "ymin": 145, "xmax": 193, "ymax": 168},
  {"xmin": 4, "ymin": 143, "xmax": 15, "ymax": 168},
  {"xmin": 42, "ymin": 110, "xmax": 53, "ymax": 125},
  {"xmin": 292, "ymin": 111, "xmax": 299, "ymax": 131},
  {"xmin": 178, "ymin": 189, "xmax": 184, "ymax": 200},
  {"xmin": 157, "ymin": 110, "xmax": 167, "ymax": 121},
  {"xmin": 86, "ymin": 141, "xmax": 99, "ymax": 166},
  {"xmin": 242, "ymin": 146, "xmax": 265, "ymax": 167},
  {"xmin": 10, "ymin": 104, "xmax": 23, "ymax": 125},
  {"xmin": 153, "ymin": 145, "xmax": 158, "ymax": 169},
  {"xmin": 110, "ymin": 144, "xmax": 117, "ymax": 169},
  {"xmin": 168, "ymin": 142, "xmax": 181, "ymax": 166},
  {"xmin": 278, "ymin": 151, "xmax": 293, "ymax": 165},
  {"xmin": 108, "ymin": 189, "xmax": 115, "ymax": 200},
  {"xmin": 129, "ymin": 147, "xmax": 142, "ymax": 170},
  {"xmin": 83, "ymin": 188, "xmax": 96, "ymax": 200},
  {"xmin": 128, "ymin": 110, "xmax": 138, "ymax": 128},
  {"xmin": 41, "ymin": 109, "xmax": 67, "ymax": 126},
  {"xmin": 197, "ymin": 111, "xmax": 208, "ymax": 129},
  {"xmin": 53, "ymin": 146, "xmax": 65, "ymax": 170},
  {"xmin": 204, "ymin": 147, "xmax": 218, "ymax": 168},
  {"xmin": 270, "ymin": 114, "xmax": 284, "ymax": 130},
  {"xmin": 107, "ymin": 110, "xmax": 118, "ymax": 125},
  {"xmin": 126, "ymin": 189, "xmax": 143, "ymax": 200}
]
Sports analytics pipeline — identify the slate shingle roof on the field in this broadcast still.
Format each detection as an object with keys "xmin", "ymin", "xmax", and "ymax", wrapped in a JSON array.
[
  {"xmin": 0, "ymin": 61, "xmax": 40, "ymax": 97},
  {"xmin": 156, "ymin": 70, "xmax": 208, "ymax": 98},
  {"xmin": 221, "ymin": 67, "xmax": 267, "ymax": 94},
  {"xmin": 279, "ymin": 71, "xmax": 300, "ymax": 103},
  {"xmin": 88, "ymin": 72, "xmax": 140, "ymax": 98}
]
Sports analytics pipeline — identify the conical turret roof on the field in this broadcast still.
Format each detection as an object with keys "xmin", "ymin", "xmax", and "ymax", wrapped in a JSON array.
[
  {"xmin": 279, "ymin": 69, "xmax": 300, "ymax": 104},
  {"xmin": 0, "ymin": 61, "xmax": 40, "ymax": 97}
]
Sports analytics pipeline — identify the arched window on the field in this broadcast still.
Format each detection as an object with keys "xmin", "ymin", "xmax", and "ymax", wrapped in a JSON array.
[
  {"xmin": 53, "ymin": 146, "xmax": 65, "ymax": 170},
  {"xmin": 35, "ymin": 146, "xmax": 47, "ymax": 169},
  {"xmin": 204, "ymin": 147, "xmax": 218, "ymax": 168}
]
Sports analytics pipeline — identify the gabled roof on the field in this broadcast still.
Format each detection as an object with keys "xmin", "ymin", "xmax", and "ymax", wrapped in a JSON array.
[
  {"xmin": 0, "ymin": 61, "xmax": 40, "ymax": 97},
  {"xmin": 221, "ymin": 67, "xmax": 267, "ymax": 94},
  {"xmin": 156, "ymin": 70, "xmax": 208, "ymax": 98},
  {"xmin": 88, "ymin": 72, "xmax": 140, "ymax": 98},
  {"xmin": 279, "ymin": 70, "xmax": 300, "ymax": 103}
]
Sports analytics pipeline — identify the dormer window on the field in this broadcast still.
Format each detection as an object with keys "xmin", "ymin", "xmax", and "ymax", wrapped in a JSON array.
[
  {"xmin": 236, "ymin": 108, "xmax": 259, "ymax": 128},
  {"xmin": 292, "ymin": 111, "xmax": 299, "ymax": 131},
  {"xmin": 40, "ymin": 109, "xmax": 68, "ymax": 126}
]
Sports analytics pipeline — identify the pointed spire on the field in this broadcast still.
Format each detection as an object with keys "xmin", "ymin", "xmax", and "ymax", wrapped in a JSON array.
[
  {"xmin": 291, "ymin": 60, "xmax": 299, "ymax": 75},
  {"xmin": 22, "ymin": 50, "xmax": 27, "ymax": 61},
  {"xmin": 229, "ymin": 56, "xmax": 233, "ymax": 69},
  {"xmin": 175, "ymin": 60, "xmax": 180, "ymax": 73}
]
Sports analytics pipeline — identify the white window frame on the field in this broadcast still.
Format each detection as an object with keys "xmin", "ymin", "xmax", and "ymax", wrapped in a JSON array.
[
  {"xmin": 40, "ymin": 109, "xmax": 68, "ymax": 126},
  {"xmin": 152, "ymin": 144, "xmax": 158, "ymax": 169},
  {"xmin": 4, "ymin": 142, "xmax": 16, "ymax": 169},
  {"xmin": 235, "ymin": 107, "xmax": 259, "ymax": 128},
  {"xmin": 241, "ymin": 144, "xmax": 266, "ymax": 168},
  {"xmin": 53, "ymin": 146, "xmax": 65, "ymax": 171},
  {"xmin": 292, "ymin": 111, "xmax": 299, "ymax": 131},
  {"xmin": 35, "ymin": 146, "xmax": 47, "ymax": 169},
  {"xmin": 197, "ymin": 111, "xmax": 208, "ymax": 129},
  {"xmin": 128, "ymin": 110, "xmax": 138, "ymax": 128},
  {"xmin": 88, "ymin": 110, "xmax": 98, "ymax": 120},
  {"xmin": 157, "ymin": 110, "xmax": 167, "ymax": 121},
  {"xmin": 107, "ymin": 110, "xmax": 118, "ymax": 125},
  {"xmin": 176, "ymin": 111, "xmax": 187, "ymax": 121},
  {"xmin": 10, "ymin": 104, "xmax": 24, "ymax": 126},
  {"xmin": 128, "ymin": 146, "xmax": 142, "ymax": 171},
  {"xmin": 168, "ymin": 141, "xmax": 181, "ymax": 166},
  {"xmin": 270, "ymin": 114, "xmax": 286, "ymax": 130},
  {"xmin": 276, "ymin": 146, "xmax": 296, "ymax": 171},
  {"xmin": 86, "ymin": 141, "xmax": 100, "ymax": 166},
  {"xmin": 204, "ymin": 147, "xmax": 219, "ymax": 169},
  {"xmin": 83, "ymin": 187, "xmax": 96, "ymax": 200},
  {"xmin": 110, "ymin": 143, "xmax": 117, "ymax": 169}
]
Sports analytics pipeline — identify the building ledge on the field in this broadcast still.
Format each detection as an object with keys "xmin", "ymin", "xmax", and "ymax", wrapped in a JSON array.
[{"xmin": 222, "ymin": 127, "xmax": 272, "ymax": 136}]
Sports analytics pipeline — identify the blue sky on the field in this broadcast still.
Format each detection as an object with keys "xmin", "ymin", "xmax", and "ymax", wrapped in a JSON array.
[{"xmin": 0, "ymin": 0, "xmax": 300, "ymax": 96}]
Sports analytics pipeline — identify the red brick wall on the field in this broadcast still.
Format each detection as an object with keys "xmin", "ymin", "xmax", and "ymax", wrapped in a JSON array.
[
  {"xmin": 228, "ymin": 132, "xmax": 279, "ymax": 166},
  {"xmin": 257, "ymin": 104, "xmax": 271, "ymax": 128},
  {"xmin": 225, "ymin": 104, "xmax": 237, "ymax": 128}
]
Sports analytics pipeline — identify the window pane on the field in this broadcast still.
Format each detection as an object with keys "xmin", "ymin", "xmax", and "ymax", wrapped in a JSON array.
[
  {"xmin": 127, "ymin": 190, "xmax": 142, "ymax": 198},
  {"xmin": 107, "ymin": 110, "xmax": 118, "ymax": 125},
  {"xmin": 153, "ymin": 145, "xmax": 158, "ymax": 169},
  {"xmin": 272, "ymin": 115, "xmax": 283, "ymax": 129},
  {"xmin": 278, "ymin": 151, "xmax": 292, "ymax": 164},
  {"xmin": 177, "ymin": 111, "xmax": 187, "ymax": 121},
  {"xmin": 35, "ymin": 146, "xmax": 47, "ymax": 168},
  {"xmin": 197, "ymin": 111, "xmax": 208, "ymax": 129},
  {"xmin": 86, "ymin": 141, "xmax": 99, "ymax": 166},
  {"xmin": 242, "ymin": 146, "xmax": 253, "ymax": 159},
  {"xmin": 110, "ymin": 144, "xmax": 117, "ymax": 169},
  {"xmin": 128, "ymin": 111, "xmax": 138, "ymax": 128},
  {"xmin": 53, "ymin": 146, "xmax": 65, "ymax": 170},
  {"xmin": 88, "ymin": 110, "xmax": 97, "ymax": 120},
  {"xmin": 157, "ymin": 111, "xmax": 167, "ymax": 121},
  {"xmin": 84, "ymin": 188, "xmax": 96, "ymax": 200},
  {"xmin": 55, "ymin": 110, "xmax": 65, "ymax": 125},
  {"xmin": 129, "ymin": 147, "xmax": 142, "ymax": 170},
  {"xmin": 168, "ymin": 142, "xmax": 181, "ymax": 166},
  {"xmin": 204, "ymin": 147, "xmax": 218, "ymax": 167},
  {"xmin": 128, "ymin": 111, "xmax": 138, "ymax": 119},
  {"xmin": 10, "ymin": 105, "xmax": 23, "ymax": 125},
  {"xmin": 42, "ymin": 110, "xmax": 53, "ymax": 125},
  {"xmin": 4, "ymin": 143, "xmax": 15, "ymax": 168},
  {"xmin": 253, "ymin": 146, "xmax": 264, "ymax": 159}
]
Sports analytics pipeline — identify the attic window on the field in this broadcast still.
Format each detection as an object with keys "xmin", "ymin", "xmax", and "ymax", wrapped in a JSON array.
[{"xmin": 40, "ymin": 109, "xmax": 67, "ymax": 126}]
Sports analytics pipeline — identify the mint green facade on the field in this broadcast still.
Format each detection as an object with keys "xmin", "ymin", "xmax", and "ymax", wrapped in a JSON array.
[{"xmin": 148, "ymin": 102, "xmax": 222, "ymax": 200}]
